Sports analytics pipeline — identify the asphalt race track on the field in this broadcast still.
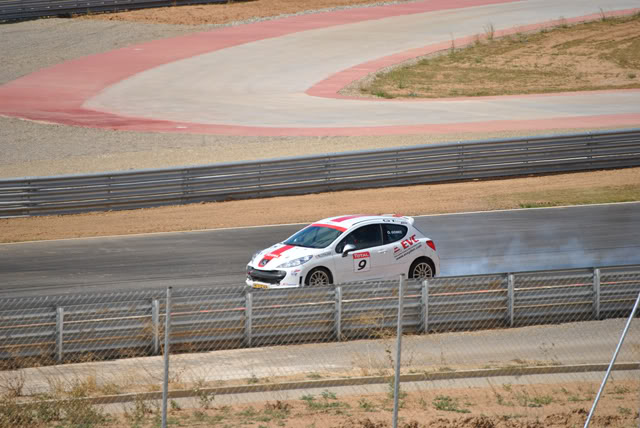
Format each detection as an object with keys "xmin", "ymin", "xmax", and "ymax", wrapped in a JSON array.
[{"xmin": 1, "ymin": 203, "xmax": 639, "ymax": 297}]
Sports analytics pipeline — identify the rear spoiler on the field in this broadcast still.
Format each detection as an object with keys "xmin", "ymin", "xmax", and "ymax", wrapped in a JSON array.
[{"xmin": 382, "ymin": 214, "xmax": 415, "ymax": 224}]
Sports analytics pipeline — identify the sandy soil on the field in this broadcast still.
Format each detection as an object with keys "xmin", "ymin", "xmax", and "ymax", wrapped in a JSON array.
[
  {"xmin": 111, "ymin": 380, "xmax": 639, "ymax": 427},
  {"xmin": 83, "ymin": 0, "xmax": 414, "ymax": 26},
  {"xmin": 2, "ymin": 167, "xmax": 638, "ymax": 243}
]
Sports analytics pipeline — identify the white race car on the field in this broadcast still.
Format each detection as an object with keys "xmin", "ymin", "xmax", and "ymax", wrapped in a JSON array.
[{"xmin": 246, "ymin": 214, "xmax": 439, "ymax": 289}]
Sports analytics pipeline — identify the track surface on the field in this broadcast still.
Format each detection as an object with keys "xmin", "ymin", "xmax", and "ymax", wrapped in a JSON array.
[
  {"xmin": 1, "ymin": 204, "xmax": 639, "ymax": 297},
  {"xmin": 0, "ymin": 0, "xmax": 639, "ymax": 136}
]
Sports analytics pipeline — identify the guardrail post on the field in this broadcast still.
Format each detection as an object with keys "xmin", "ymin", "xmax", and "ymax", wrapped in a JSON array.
[
  {"xmin": 55, "ymin": 306, "xmax": 64, "ymax": 363},
  {"xmin": 245, "ymin": 292, "xmax": 253, "ymax": 347},
  {"xmin": 457, "ymin": 142, "xmax": 464, "ymax": 178},
  {"xmin": 325, "ymin": 155, "xmax": 332, "ymax": 192},
  {"xmin": 257, "ymin": 164, "xmax": 262, "ymax": 197},
  {"xmin": 588, "ymin": 131, "xmax": 594, "ymax": 167},
  {"xmin": 334, "ymin": 287, "xmax": 342, "ymax": 341},
  {"xmin": 593, "ymin": 268, "xmax": 601, "ymax": 320},
  {"xmin": 507, "ymin": 274, "xmax": 515, "ymax": 327},
  {"xmin": 394, "ymin": 150, "xmax": 400, "ymax": 185},
  {"xmin": 152, "ymin": 299, "xmax": 160, "ymax": 355},
  {"xmin": 421, "ymin": 279, "xmax": 429, "ymax": 334},
  {"xmin": 181, "ymin": 170, "xmax": 189, "ymax": 203},
  {"xmin": 25, "ymin": 180, "xmax": 34, "ymax": 217},
  {"xmin": 107, "ymin": 175, "xmax": 113, "ymax": 210}
]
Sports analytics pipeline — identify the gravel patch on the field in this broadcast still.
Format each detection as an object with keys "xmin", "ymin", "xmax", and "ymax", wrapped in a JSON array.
[
  {"xmin": 0, "ymin": 120, "xmax": 625, "ymax": 178},
  {"xmin": 0, "ymin": 18, "xmax": 216, "ymax": 85}
]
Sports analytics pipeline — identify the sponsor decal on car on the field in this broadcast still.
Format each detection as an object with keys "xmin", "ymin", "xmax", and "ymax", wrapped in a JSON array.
[
  {"xmin": 393, "ymin": 235, "xmax": 422, "ymax": 261},
  {"xmin": 352, "ymin": 251, "xmax": 371, "ymax": 272},
  {"xmin": 316, "ymin": 251, "xmax": 332, "ymax": 259}
]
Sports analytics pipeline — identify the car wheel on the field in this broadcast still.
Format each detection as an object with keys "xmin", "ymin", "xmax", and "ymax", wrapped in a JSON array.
[
  {"xmin": 409, "ymin": 257, "xmax": 434, "ymax": 280},
  {"xmin": 305, "ymin": 267, "xmax": 333, "ymax": 287}
]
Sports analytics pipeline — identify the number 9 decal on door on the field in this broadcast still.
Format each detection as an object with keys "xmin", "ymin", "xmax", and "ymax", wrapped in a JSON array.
[{"xmin": 352, "ymin": 252, "xmax": 371, "ymax": 272}]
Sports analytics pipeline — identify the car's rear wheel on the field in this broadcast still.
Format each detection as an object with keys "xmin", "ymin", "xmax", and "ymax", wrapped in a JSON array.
[
  {"xmin": 409, "ymin": 257, "xmax": 434, "ymax": 280},
  {"xmin": 305, "ymin": 267, "xmax": 333, "ymax": 287}
]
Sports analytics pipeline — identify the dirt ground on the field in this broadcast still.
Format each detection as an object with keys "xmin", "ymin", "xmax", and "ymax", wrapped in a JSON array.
[
  {"xmin": 2, "ymin": 167, "xmax": 639, "ymax": 243},
  {"xmin": 82, "ymin": 0, "xmax": 409, "ymax": 26},
  {"xmin": 111, "ymin": 380, "xmax": 639, "ymax": 427}
]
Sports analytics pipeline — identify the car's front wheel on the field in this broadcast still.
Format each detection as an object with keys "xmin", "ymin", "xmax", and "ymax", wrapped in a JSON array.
[
  {"xmin": 409, "ymin": 257, "xmax": 434, "ymax": 280},
  {"xmin": 305, "ymin": 267, "xmax": 333, "ymax": 287}
]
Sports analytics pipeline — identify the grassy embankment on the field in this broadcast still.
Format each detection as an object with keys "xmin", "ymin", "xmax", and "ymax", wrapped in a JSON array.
[{"xmin": 361, "ymin": 13, "xmax": 640, "ymax": 99}]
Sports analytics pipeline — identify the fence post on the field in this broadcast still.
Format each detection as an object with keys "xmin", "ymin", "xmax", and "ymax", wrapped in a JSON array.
[
  {"xmin": 55, "ymin": 307, "xmax": 64, "ymax": 363},
  {"xmin": 421, "ymin": 280, "xmax": 429, "ymax": 334},
  {"xmin": 161, "ymin": 287, "xmax": 172, "ymax": 428},
  {"xmin": 392, "ymin": 275, "xmax": 406, "ymax": 428},
  {"xmin": 507, "ymin": 274, "xmax": 515, "ymax": 327},
  {"xmin": 584, "ymin": 291, "xmax": 640, "ymax": 427},
  {"xmin": 152, "ymin": 299, "xmax": 160, "ymax": 355},
  {"xmin": 334, "ymin": 287, "xmax": 342, "ymax": 341},
  {"xmin": 245, "ymin": 292, "xmax": 253, "ymax": 347},
  {"xmin": 593, "ymin": 268, "xmax": 601, "ymax": 320}
]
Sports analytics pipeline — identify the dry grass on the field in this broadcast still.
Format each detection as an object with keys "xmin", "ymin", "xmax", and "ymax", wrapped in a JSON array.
[{"xmin": 361, "ymin": 13, "xmax": 640, "ymax": 98}]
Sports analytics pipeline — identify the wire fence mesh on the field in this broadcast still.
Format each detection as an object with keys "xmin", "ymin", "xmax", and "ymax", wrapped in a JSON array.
[{"xmin": 0, "ymin": 266, "xmax": 639, "ymax": 427}]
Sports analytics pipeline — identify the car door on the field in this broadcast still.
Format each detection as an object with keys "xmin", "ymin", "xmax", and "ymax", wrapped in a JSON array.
[
  {"xmin": 332, "ymin": 223, "xmax": 385, "ymax": 282},
  {"xmin": 380, "ymin": 223, "xmax": 410, "ymax": 277}
]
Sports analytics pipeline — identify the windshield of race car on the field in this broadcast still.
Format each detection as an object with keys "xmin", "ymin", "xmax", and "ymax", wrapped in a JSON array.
[{"xmin": 284, "ymin": 225, "xmax": 344, "ymax": 249}]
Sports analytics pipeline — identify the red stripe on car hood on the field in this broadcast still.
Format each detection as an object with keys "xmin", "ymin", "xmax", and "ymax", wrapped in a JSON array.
[{"xmin": 264, "ymin": 244, "xmax": 294, "ymax": 260}]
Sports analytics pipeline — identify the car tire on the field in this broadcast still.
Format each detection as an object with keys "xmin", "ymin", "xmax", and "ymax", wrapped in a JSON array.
[
  {"xmin": 305, "ymin": 267, "xmax": 333, "ymax": 287},
  {"xmin": 409, "ymin": 257, "xmax": 435, "ymax": 280}
]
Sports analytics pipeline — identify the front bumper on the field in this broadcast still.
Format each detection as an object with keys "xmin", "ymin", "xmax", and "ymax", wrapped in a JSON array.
[{"xmin": 246, "ymin": 266, "xmax": 303, "ymax": 289}]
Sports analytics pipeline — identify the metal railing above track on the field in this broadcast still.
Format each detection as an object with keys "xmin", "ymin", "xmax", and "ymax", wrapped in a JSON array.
[
  {"xmin": 0, "ymin": 0, "xmax": 226, "ymax": 21},
  {"xmin": 1, "ymin": 128, "xmax": 639, "ymax": 218}
]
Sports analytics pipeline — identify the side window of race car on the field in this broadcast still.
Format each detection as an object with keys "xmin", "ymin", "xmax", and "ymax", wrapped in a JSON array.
[
  {"xmin": 335, "ymin": 224, "xmax": 383, "ymax": 253},
  {"xmin": 382, "ymin": 224, "xmax": 408, "ymax": 245}
]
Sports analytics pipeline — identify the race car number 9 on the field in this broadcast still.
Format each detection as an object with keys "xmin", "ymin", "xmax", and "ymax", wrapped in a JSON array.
[{"xmin": 352, "ymin": 252, "xmax": 371, "ymax": 272}]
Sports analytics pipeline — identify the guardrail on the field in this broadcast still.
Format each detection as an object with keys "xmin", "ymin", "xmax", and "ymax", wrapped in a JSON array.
[
  {"xmin": 1, "ymin": 128, "xmax": 639, "ymax": 218},
  {"xmin": 1, "ymin": 264, "xmax": 638, "ymax": 365},
  {"xmin": 0, "ymin": 0, "xmax": 226, "ymax": 21}
]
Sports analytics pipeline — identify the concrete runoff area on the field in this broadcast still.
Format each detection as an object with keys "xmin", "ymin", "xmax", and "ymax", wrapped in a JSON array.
[{"xmin": 1, "ymin": 0, "xmax": 639, "ymax": 137}]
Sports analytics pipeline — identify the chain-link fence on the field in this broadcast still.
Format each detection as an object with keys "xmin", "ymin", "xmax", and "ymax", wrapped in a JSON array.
[{"xmin": 1, "ymin": 265, "xmax": 639, "ymax": 427}]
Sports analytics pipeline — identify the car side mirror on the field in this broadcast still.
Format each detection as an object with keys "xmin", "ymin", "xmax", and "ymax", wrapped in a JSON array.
[{"xmin": 342, "ymin": 244, "xmax": 356, "ymax": 257}]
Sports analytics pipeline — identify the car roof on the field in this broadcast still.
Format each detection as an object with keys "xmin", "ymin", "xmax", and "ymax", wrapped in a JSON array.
[{"xmin": 312, "ymin": 214, "xmax": 414, "ymax": 230}]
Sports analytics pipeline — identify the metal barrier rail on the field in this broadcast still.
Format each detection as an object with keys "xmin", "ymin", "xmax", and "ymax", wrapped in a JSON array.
[
  {"xmin": 0, "ymin": 264, "xmax": 638, "ymax": 363},
  {"xmin": 1, "ymin": 128, "xmax": 639, "ymax": 218},
  {"xmin": 0, "ymin": 0, "xmax": 226, "ymax": 21}
]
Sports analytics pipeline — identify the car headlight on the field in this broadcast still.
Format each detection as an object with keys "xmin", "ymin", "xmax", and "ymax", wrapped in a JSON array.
[
  {"xmin": 249, "ymin": 251, "xmax": 260, "ymax": 264},
  {"xmin": 277, "ymin": 255, "xmax": 313, "ymax": 268}
]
